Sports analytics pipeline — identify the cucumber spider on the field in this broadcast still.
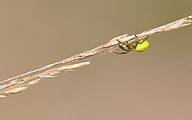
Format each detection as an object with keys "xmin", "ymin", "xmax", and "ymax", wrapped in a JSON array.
[{"xmin": 115, "ymin": 35, "xmax": 150, "ymax": 54}]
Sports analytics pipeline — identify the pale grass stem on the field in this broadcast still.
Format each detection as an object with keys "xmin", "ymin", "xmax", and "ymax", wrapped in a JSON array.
[{"xmin": 0, "ymin": 15, "xmax": 191, "ymax": 98}]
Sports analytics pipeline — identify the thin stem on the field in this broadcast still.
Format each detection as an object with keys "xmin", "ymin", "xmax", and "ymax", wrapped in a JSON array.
[{"xmin": 0, "ymin": 15, "xmax": 191, "ymax": 98}]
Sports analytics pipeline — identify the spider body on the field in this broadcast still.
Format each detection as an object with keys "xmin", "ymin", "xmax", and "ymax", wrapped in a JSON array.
[{"xmin": 116, "ymin": 35, "xmax": 150, "ymax": 54}]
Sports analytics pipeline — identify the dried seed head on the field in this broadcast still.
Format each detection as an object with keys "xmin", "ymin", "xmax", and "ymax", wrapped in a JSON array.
[
  {"xmin": 0, "ymin": 94, "xmax": 8, "ymax": 98},
  {"xmin": 10, "ymin": 79, "xmax": 19, "ymax": 84},
  {"xmin": 58, "ymin": 61, "xmax": 90, "ymax": 71},
  {"xmin": 42, "ymin": 75, "xmax": 56, "ymax": 78},
  {"xmin": 28, "ymin": 78, "xmax": 41, "ymax": 85},
  {"xmin": 0, "ymin": 85, "xmax": 5, "ymax": 90},
  {"xmin": 3, "ymin": 86, "xmax": 29, "ymax": 94}
]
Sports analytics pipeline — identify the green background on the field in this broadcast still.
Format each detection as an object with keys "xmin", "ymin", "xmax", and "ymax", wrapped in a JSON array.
[{"xmin": 0, "ymin": 0, "xmax": 192, "ymax": 120}]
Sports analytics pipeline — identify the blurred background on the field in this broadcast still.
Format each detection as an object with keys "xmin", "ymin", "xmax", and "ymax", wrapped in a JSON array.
[{"xmin": 0, "ymin": 0, "xmax": 192, "ymax": 120}]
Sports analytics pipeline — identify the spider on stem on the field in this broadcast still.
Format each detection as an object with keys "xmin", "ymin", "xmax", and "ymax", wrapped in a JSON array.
[{"xmin": 115, "ymin": 35, "xmax": 150, "ymax": 54}]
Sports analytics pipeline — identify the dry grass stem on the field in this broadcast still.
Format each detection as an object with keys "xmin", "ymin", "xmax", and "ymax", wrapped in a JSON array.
[{"xmin": 0, "ymin": 15, "xmax": 191, "ymax": 98}]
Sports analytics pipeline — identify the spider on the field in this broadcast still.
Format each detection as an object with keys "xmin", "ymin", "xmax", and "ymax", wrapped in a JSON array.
[{"xmin": 115, "ymin": 35, "xmax": 150, "ymax": 54}]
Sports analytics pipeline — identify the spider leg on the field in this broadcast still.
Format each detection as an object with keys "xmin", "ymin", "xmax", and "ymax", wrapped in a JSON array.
[
  {"xmin": 119, "ymin": 44, "xmax": 132, "ymax": 51},
  {"xmin": 114, "ymin": 39, "xmax": 133, "ymax": 54},
  {"xmin": 114, "ymin": 51, "xmax": 129, "ymax": 54},
  {"xmin": 140, "ymin": 35, "xmax": 149, "ymax": 43},
  {"xmin": 117, "ymin": 39, "xmax": 132, "ymax": 52},
  {"xmin": 134, "ymin": 34, "xmax": 138, "ymax": 41},
  {"xmin": 117, "ymin": 39, "xmax": 127, "ymax": 45}
]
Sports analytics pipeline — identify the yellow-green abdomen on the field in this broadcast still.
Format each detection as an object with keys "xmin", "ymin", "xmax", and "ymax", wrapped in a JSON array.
[{"xmin": 136, "ymin": 40, "xmax": 150, "ymax": 52}]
